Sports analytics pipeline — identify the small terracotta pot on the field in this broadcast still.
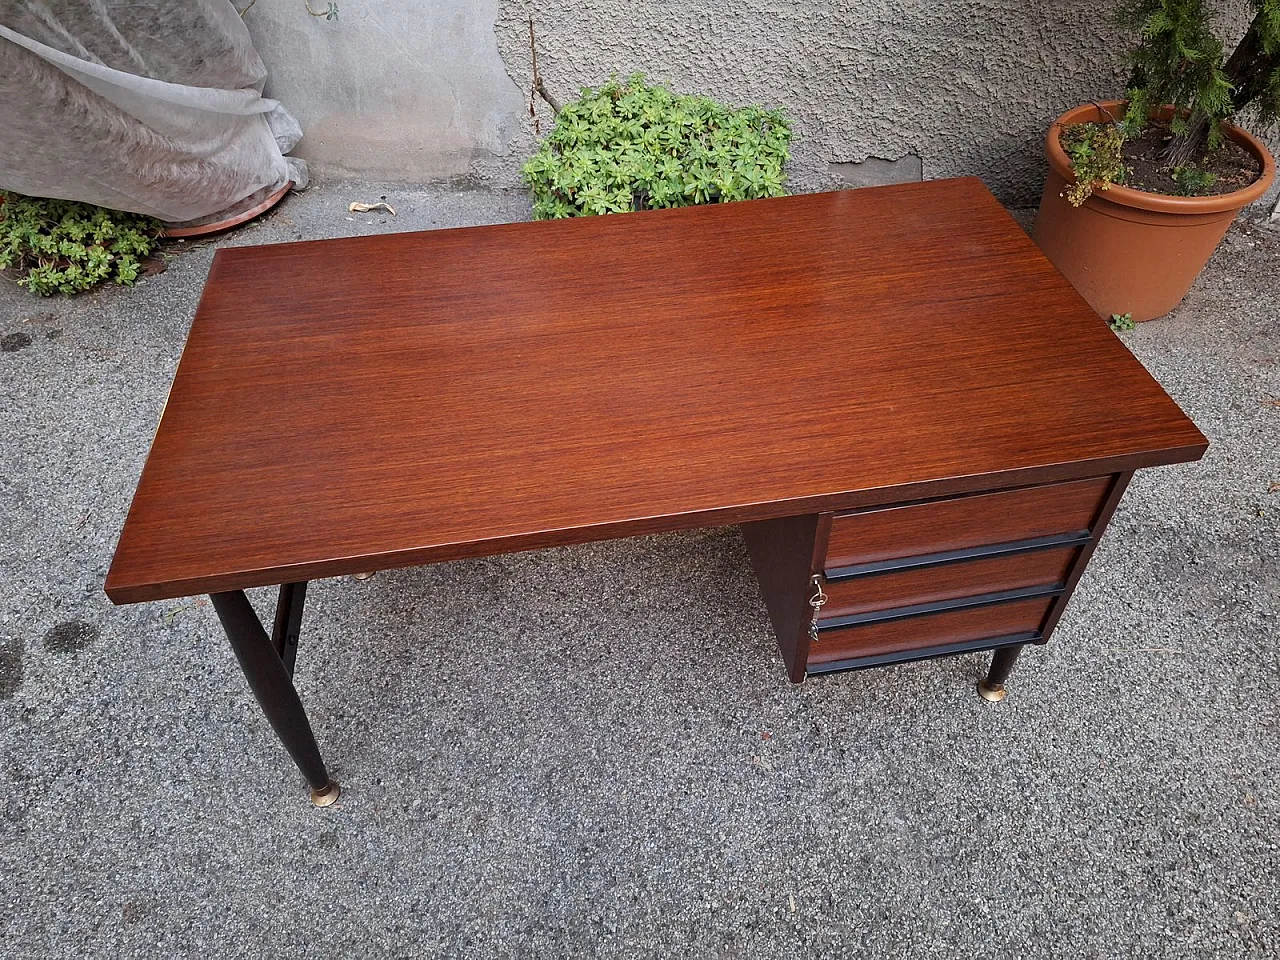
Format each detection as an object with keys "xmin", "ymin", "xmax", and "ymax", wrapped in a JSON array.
[{"xmin": 1031, "ymin": 100, "xmax": 1275, "ymax": 322}]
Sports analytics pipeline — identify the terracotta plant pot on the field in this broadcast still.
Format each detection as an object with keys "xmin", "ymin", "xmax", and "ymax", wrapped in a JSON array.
[{"xmin": 1031, "ymin": 100, "xmax": 1276, "ymax": 322}]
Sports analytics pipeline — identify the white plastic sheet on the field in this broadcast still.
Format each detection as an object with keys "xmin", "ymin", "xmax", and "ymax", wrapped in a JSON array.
[{"xmin": 0, "ymin": 0, "xmax": 306, "ymax": 225}]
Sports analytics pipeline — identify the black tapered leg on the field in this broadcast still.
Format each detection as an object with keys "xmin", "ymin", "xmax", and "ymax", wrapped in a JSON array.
[
  {"xmin": 210, "ymin": 589, "xmax": 339, "ymax": 806},
  {"xmin": 270, "ymin": 582, "xmax": 308, "ymax": 677},
  {"xmin": 978, "ymin": 645, "xmax": 1023, "ymax": 703}
]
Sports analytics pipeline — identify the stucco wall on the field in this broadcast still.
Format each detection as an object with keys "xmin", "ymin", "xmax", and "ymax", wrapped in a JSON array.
[
  {"xmin": 491, "ymin": 0, "xmax": 1137, "ymax": 204},
  {"xmin": 246, "ymin": 0, "xmax": 1277, "ymax": 210}
]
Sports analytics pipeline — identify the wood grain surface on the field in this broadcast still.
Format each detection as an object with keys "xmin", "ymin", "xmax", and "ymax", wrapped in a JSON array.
[
  {"xmin": 808, "ymin": 595, "xmax": 1056, "ymax": 665},
  {"xmin": 824, "ymin": 475, "xmax": 1111, "ymax": 568},
  {"xmin": 820, "ymin": 546, "xmax": 1079, "ymax": 618},
  {"xmin": 106, "ymin": 178, "xmax": 1207, "ymax": 603},
  {"xmin": 741, "ymin": 514, "xmax": 822, "ymax": 683}
]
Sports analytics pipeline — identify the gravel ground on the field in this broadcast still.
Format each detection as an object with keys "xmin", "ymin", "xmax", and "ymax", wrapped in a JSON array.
[{"xmin": 1, "ymin": 182, "xmax": 1277, "ymax": 958}]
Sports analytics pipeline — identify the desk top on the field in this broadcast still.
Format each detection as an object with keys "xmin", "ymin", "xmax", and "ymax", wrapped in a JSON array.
[{"xmin": 106, "ymin": 178, "xmax": 1206, "ymax": 603}]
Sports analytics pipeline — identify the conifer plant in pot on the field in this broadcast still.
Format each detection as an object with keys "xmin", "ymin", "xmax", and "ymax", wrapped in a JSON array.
[{"xmin": 1032, "ymin": 1, "xmax": 1278, "ymax": 322}]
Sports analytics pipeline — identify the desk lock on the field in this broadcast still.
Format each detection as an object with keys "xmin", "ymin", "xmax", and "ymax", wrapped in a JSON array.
[{"xmin": 807, "ymin": 574, "xmax": 828, "ymax": 643}]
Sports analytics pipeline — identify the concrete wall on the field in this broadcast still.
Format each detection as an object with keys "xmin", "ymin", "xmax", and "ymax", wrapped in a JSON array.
[
  {"xmin": 247, "ymin": 0, "xmax": 1277, "ymax": 210},
  {"xmin": 243, "ymin": 0, "xmax": 523, "ymax": 179}
]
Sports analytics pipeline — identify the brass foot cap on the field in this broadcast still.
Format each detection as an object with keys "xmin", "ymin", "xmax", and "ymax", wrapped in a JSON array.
[
  {"xmin": 977, "ymin": 679, "xmax": 1008, "ymax": 703},
  {"xmin": 310, "ymin": 781, "xmax": 341, "ymax": 807},
  {"xmin": 353, "ymin": 571, "xmax": 376, "ymax": 581}
]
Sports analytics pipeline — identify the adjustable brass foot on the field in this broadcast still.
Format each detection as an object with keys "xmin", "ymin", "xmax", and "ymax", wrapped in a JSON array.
[
  {"xmin": 353, "ymin": 572, "xmax": 375, "ymax": 581},
  {"xmin": 977, "ymin": 679, "xmax": 1007, "ymax": 703},
  {"xmin": 310, "ymin": 781, "xmax": 341, "ymax": 807}
]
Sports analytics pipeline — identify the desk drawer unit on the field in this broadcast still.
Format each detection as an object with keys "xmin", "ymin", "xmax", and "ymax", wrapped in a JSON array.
[{"xmin": 741, "ymin": 472, "xmax": 1130, "ymax": 682}]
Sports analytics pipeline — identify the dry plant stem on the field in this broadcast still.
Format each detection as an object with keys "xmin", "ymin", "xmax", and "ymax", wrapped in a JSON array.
[
  {"xmin": 528, "ymin": 17, "xmax": 561, "ymax": 117},
  {"xmin": 349, "ymin": 202, "xmax": 395, "ymax": 215},
  {"xmin": 536, "ymin": 79, "xmax": 561, "ymax": 115},
  {"xmin": 1091, "ymin": 101, "xmax": 1123, "ymax": 125}
]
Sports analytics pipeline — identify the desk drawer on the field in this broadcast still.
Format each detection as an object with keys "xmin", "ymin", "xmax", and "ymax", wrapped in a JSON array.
[
  {"xmin": 825, "ymin": 476, "xmax": 1111, "ymax": 571},
  {"xmin": 822, "ymin": 545, "xmax": 1079, "ymax": 618},
  {"xmin": 807, "ymin": 595, "xmax": 1054, "ymax": 667}
]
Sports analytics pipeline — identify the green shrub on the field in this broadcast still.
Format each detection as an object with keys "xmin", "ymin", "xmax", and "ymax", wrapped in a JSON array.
[
  {"xmin": 0, "ymin": 192, "xmax": 162, "ymax": 296},
  {"xmin": 522, "ymin": 74, "xmax": 791, "ymax": 220}
]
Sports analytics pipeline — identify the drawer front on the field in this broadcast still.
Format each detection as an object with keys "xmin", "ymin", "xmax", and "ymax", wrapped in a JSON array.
[
  {"xmin": 825, "ymin": 476, "xmax": 1111, "ymax": 570},
  {"xmin": 822, "ymin": 546, "xmax": 1079, "ymax": 618},
  {"xmin": 807, "ymin": 596, "xmax": 1054, "ymax": 667}
]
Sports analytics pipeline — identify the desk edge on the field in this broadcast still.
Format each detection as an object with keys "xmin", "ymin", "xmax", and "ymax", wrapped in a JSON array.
[{"xmin": 104, "ymin": 440, "xmax": 1207, "ymax": 604}]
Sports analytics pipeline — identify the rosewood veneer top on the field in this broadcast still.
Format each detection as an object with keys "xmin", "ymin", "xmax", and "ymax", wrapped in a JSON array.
[{"xmin": 106, "ymin": 178, "xmax": 1206, "ymax": 603}]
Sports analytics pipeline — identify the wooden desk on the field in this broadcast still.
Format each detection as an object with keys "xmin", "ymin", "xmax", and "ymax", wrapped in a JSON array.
[{"xmin": 106, "ymin": 178, "xmax": 1206, "ymax": 804}]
